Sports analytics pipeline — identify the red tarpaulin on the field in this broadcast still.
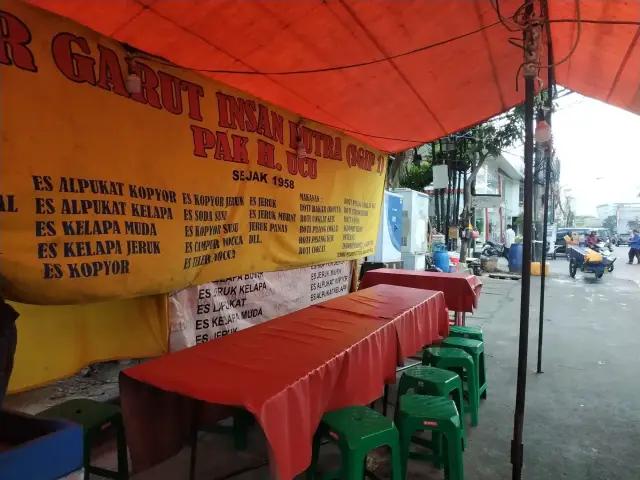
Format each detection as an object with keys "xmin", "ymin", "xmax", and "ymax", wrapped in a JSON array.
[
  {"xmin": 120, "ymin": 285, "xmax": 449, "ymax": 479},
  {"xmin": 25, "ymin": 0, "xmax": 640, "ymax": 152},
  {"xmin": 359, "ymin": 268, "xmax": 483, "ymax": 313}
]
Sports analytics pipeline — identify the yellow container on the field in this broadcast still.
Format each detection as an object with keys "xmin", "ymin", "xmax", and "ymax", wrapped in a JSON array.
[
  {"xmin": 531, "ymin": 262, "xmax": 550, "ymax": 276},
  {"xmin": 583, "ymin": 249, "xmax": 603, "ymax": 263}
]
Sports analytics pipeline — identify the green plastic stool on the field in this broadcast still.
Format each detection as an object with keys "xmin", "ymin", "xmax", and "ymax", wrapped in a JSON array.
[
  {"xmin": 308, "ymin": 406, "xmax": 403, "ymax": 480},
  {"xmin": 449, "ymin": 326, "xmax": 484, "ymax": 342},
  {"xmin": 442, "ymin": 337, "xmax": 487, "ymax": 401},
  {"xmin": 423, "ymin": 347, "xmax": 479, "ymax": 426},
  {"xmin": 190, "ymin": 409, "xmax": 254, "ymax": 479},
  {"xmin": 396, "ymin": 365, "xmax": 466, "ymax": 458},
  {"xmin": 37, "ymin": 398, "xmax": 129, "ymax": 480},
  {"xmin": 395, "ymin": 394, "xmax": 464, "ymax": 480},
  {"xmin": 200, "ymin": 409, "xmax": 254, "ymax": 450}
]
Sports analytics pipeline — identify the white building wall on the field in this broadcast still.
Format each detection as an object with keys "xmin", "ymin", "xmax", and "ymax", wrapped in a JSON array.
[
  {"xmin": 596, "ymin": 204, "xmax": 616, "ymax": 219},
  {"xmin": 595, "ymin": 203, "xmax": 640, "ymax": 233},
  {"xmin": 617, "ymin": 204, "xmax": 640, "ymax": 233},
  {"xmin": 502, "ymin": 177, "xmax": 520, "ymax": 218}
]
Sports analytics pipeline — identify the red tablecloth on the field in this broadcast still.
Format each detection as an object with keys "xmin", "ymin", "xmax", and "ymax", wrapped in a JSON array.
[
  {"xmin": 120, "ymin": 285, "xmax": 448, "ymax": 480},
  {"xmin": 359, "ymin": 268, "xmax": 483, "ymax": 313},
  {"xmin": 315, "ymin": 285, "xmax": 450, "ymax": 357}
]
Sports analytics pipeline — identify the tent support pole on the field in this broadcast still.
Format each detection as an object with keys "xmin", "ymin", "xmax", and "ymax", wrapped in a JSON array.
[
  {"xmin": 537, "ymin": 0, "xmax": 557, "ymax": 374},
  {"xmin": 536, "ymin": 134, "xmax": 552, "ymax": 374},
  {"xmin": 445, "ymin": 153, "xmax": 452, "ymax": 248},
  {"xmin": 511, "ymin": 1, "xmax": 535, "ymax": 478}
]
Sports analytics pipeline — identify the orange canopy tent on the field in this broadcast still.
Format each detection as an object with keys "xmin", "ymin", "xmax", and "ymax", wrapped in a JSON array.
[{"xmin": 26, "ymin": 0, "xmax": 640, "ymax": 152}]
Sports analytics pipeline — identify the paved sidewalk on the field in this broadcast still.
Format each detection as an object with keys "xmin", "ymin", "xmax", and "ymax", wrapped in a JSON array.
[{"xmin": 458, "ymin": 273, "xmax": 640, "ymax": 480}]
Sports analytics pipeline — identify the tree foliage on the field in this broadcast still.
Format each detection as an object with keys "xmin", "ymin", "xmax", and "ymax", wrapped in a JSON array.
[
  {"xmin": 399, "ymin": 163, "xmax": 433, "ymax": 191},
  {"xmin": 389, "ymin": 92, "xmax": 558, "ymax": 260},
  {"xmin": 602, "ymin": 215, "xmax": 617, "ymax": 233}
]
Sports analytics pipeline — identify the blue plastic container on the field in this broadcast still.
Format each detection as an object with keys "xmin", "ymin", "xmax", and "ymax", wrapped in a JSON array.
[
  {"xmin": 0, "ymin": 409, "xmax": 83, "ymax": 480},
  {"xmin": 509, "ymin": 244, "xmax": 523, "ymax": 273},
  {"xmin": 432, "ymin": 242, "xmax": 446, "ymax": 252},
  {"xmin": 434, "ymin": 250, "xmax": 450, "ymax": 273}
]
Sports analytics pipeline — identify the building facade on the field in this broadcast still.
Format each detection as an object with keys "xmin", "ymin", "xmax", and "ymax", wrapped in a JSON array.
[
  {"xmin": 596, "ymin": 203, "xmax": 640, "ymax": 233},
  {"xmin": 474, "ymin": 155, "xmax": 523, "ymax": 242},
  {"xmin": 424, "ymin": 154, "xmax": 523, "ymax": 243}
]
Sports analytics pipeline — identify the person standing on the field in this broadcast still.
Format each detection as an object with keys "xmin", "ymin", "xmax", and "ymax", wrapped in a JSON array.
[
  {"xmin": 505, "ymin": 224, "xmax": 516, "ymax": 249},
  {"xmin": 0, "ymin": 297, "xmax": 19, "ymax": 406},
  {"xmin": 628, "ymin": 229, "xmax": 640, "ymax": 264}
]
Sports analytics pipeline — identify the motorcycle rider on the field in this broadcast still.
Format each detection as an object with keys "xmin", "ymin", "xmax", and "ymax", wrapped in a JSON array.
[{"xmin": 585, "ymin": 230, "xmax": 599, "ymax": 249}]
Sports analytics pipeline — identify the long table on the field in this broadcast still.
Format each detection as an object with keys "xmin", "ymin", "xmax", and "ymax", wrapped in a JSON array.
[
  {"xmin": 359, "ymin": 268, "xmax": 483, "ymax": 325},
  {"xmin": 119, "ymin": 284, "xmax": 448, "ymax": 480}
]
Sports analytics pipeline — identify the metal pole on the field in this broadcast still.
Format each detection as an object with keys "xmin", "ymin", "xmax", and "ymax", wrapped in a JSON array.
[
  {"xmin": 537, "ymin": 0, "xmax": 556, "ymax": 374},
  {"xmin": 445, "ymin": 150, "xmax": 452, "ymax": 248},
  {"xmin": 439, "ymin": 140, "xmax": 446, "ymax": 233},
  {"xmin": 433, "ymin": 143, "xmax": 440, "ymax": 231},
  {"xmin": 455, "ymin": 167, "xmax": 462, "ymax": 225},
  {"xmin": 537, "ymin": 140, "xmax": 552, "ymax": 373},
  {"xmin": 512, "ymin": 2, "xmax": 535, "ymax": 478}
]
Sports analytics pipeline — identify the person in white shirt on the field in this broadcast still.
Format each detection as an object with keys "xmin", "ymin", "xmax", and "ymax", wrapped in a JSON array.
[{"xmin": 505, "ymin": 224, "xmax": 516, "ymax": 249}]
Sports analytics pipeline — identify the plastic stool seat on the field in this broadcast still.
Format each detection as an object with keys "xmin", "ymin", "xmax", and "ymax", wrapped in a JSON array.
[
  {"xmin": 38, "ymin": 399, "xmax": 121, "ymax": 432},
  {"xmin": 308, "ymin": 406, "xmax": 402, "ymax": 480},
  {"xmin": 442, "ymin": 337, "xmax": 488, "ymax": 401},
  {"xmin": 449, "ymin": 326, "xmax": 484, "ymax": 342},
  {"xmin": 395, "ymin": 394, "xmax": 465, "ymax": 480},
  {"xmin": 397, "ymin": 366, "xmax": 467, "ymax": 451},
  {"xmin": 424, "ymin": 346, "xmax": 480, "ymax": 426},
  {"xmin": 37, "ymin": 399, "xmax": 129, "ymax": 480}
]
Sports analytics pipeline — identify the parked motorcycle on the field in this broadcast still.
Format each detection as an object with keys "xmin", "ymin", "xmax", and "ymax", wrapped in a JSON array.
[{"xmin": 481, "ymin": 240, "xmax": 508, "ymax": 258}]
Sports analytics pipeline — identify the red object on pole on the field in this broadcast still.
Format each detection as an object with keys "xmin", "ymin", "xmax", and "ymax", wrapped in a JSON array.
[{"xmin": 485, "ymin": 209, "xmax": 490, "ymax": 241}]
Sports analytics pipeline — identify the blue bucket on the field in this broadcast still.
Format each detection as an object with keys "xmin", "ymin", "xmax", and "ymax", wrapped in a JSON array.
[
  {"xmin": 434, "ymin": 250, "xmax": 450, "ymax": 272},
  {"xmin": 509, "ymin": 244, "xmax": 523, "ymax": 273}
]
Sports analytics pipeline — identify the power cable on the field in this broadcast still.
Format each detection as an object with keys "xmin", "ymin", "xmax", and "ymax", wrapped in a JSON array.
[
  {"xmin": 129, "ymin": 18, "xmax": 640, "ymax": 76},
  {"xmin": 539, "ymin": 0, "xmax": 581, "ymax": 70},
  {"xmin": 116, "ymin": 6, "xmax": 639, "ymax": 148},
  {"xmin": 143, "ymin": 21, "xmax": 501, "ymax": 75}
]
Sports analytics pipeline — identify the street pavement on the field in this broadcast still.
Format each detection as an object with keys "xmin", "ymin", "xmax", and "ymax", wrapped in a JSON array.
[
  {"xmin": 550, "ymin": 245, "xmax": 640, "ymax": 284},
  {"xmin": 455, "ymin": 260, "xmax": 640, "ymax": 480}
]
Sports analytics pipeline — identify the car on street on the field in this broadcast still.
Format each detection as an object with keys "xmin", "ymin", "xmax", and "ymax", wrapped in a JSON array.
[
  {"xmin": 616, "ymin": 233, "xmax": 632, "ymax": 246},
  {"xmin": 554, "ymin": 227, "xmax": 590, "ymax": 257}
]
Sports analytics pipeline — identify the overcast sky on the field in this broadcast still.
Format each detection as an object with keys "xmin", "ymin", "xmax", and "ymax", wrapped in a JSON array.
[
  {"xmin": 502, "ymin": 92, "xmax": 640, "ymax": 217},
  {"xmin": 553, "ymin": 95, "xmax": 640, "ymax": 216}
]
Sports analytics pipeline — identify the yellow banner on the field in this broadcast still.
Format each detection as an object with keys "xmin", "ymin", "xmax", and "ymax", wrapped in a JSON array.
[
  {"xmin": 8, "ymin": 296, "xmax": 169, "ymax": 393},
  {"xmin": 0, "ymin": 0, "xmax": 386, "ymax": 305}
]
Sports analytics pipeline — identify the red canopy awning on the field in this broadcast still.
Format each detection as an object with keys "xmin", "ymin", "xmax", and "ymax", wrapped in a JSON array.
[{"xmin": 27, "ymin": 0, "xmax": 640, "ymax": 152}]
